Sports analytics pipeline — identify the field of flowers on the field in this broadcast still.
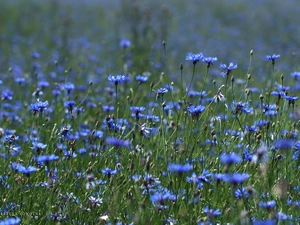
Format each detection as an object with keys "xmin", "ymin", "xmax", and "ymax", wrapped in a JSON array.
[{"xmin": 1, "ymin": 0, "xmax": 300, "ymax": 224}]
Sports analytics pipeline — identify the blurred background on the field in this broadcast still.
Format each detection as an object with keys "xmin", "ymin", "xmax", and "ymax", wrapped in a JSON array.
[{"xmin": 1, "ymin": 0, "xmax": 300, "ymax": 82}]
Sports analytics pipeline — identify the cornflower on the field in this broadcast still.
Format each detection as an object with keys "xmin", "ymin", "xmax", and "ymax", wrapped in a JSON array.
[
  {"xmin": 266, "ymin": 54, "xmax": 280, "ymax": 64},
  {"xmin": 29, "ymin": 99, "xmax": 49, "ymax": 115},
  {"xmin": 202, "ymin": 56, "xmax": 218, "ymax": 68},
  {"xmin": 168, "ymin": 163, "xmax": 193, "ymax": 173},
  {"xmin": 219, "ymin": 62, "xmax": 238, "ymax": 77},
  {"xmin": 186, "ymin": 52, "xmax": 203, "ymax": 65},
  {"xmin": 108, "ymin": 75, "xmax": 125, "ymax": 86}
]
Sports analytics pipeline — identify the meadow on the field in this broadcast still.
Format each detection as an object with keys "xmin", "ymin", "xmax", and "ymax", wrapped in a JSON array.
[{"xmin": 1, "ymin": 0, "xmax": 300, "ymax": 224}]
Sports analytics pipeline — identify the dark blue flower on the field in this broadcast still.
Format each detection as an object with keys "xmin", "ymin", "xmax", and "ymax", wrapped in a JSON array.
[
  {"xmin": 187, "ymin": 105, "xmax": 206, "ymax": 118},
  {"xmin": 135, "ymin": 75, "xmax": 148, "ymax": 83},
  {"xmin": 220, "ymin": 152, "xmax": 242, "ymax": 166},
  {"xmin": 120, "ymin": 39, "xmax": 131, "ymax": 48},
  {"xmin": 274, "ymin": 139, "xmax": 295, "ymax": 151},
  {"xmin": 266, "ymin": 54, "xmax": 280, "ymax": 63},
  {"xmin": 37, "ymin": 154, "xmax": 59, "ymax": 163},
  {"xmin": 64, "ymin": 101, "xmax": 76, "ymax": 112},
  {"xmin": 101, "ymin": 168, "xmax": 118, "ymax": 176},
  {"xmin": 0, "ymin": 217, "xmax": 21, "ymax": 225},
  {"xmin": 105, "ymin": 137, "xmax": 130, "ymax": 148},
  {"xmin": 186, "ymin": 52, "xmax": 203, "ymax": 65},
  {"xmin": 108, "ymin": 75, "xmax": 126, "ymax": 85},
  {"xmin": 203, "ymin": 205, "xmax": 222, "ymax": 217},
  {"xmin": 235, "ymin": 187, "xmax": 250, "ymax": 199},
  {"xmin": 64, "ymin": 82, "xmax": 75, "ymax": 94},
  {"xmin": 168, "ymin": 163, "xmax": 193, "ymax": 173},
  {"xmin": 258, "ymin": 200, "xmax": 276, "ymax": 210},
  {"xmin": 220, "ymin": 62, "xmax": 238, "ymax": 77},
  {"xmin": 202, "ymin": 56, "xmax": 218, "ymax": 68},
  {"xmin": 29, "ymin": 100, "xmax": 49, "ymax": 114},
  {"xmin": 31, "ymin": 142, "xmax": 47, "ymax": 153},
  {"xmin": 291, "ymin": 71, "xmax": 300, "ymax": 80},
  {"xmin": 253, "ymin": 219, "xmax": 276, "ymax": 225}
]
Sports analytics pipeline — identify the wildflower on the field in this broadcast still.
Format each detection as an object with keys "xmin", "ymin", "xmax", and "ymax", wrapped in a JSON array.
[
  {"xmin": 136, "ymin": 75, "xmax": 148, "ymax": 83},
  {"xmin": 253, "ymin": 219, "xmax": 276, "ymax": 225},
  {"xmin": 37, "ymin": 154, "xmax": 59, "ymax": 164},
  {"xmin": 213, "ymin": 90, "xmax": 226, "ymax": 102},
  {"xmin": 30, "ymin": 51, "xmax": 40, "ymax": 59},
  {"xmin": 203, "ymin": 205, "xmax": 222, "ymax": 218},
  {"xmin": 15, "ymin": 164, "xmax": 37, "ymax": 176},
  {"xmin": 187, "ymin": 105, "xmax": 206, "ymax": 119},
  {"xmin": 108, "ymin": 75, "xmax": 125, "ymax": 86},
  {"xmin": 101, "ymin": 168, "xmax": 118, "ymax": 176},
  {"xmin": 235, "ymin": 187, "xmax": 250, "ymax": 199},
  {"xmin": 202, "ymin": 56, "xmax": 218, "ymax": 68},
  {"xmin": 220, "ymin": 152, "xmax": 242, "ymax": 166},
  {"xmin": 154, "ymin": 87, "xmax": 168, "ymax": 100},
  {"xmin": 64, "ymin": 100, "xmax": 76, "ymax": 112},
  {"xmin": 38, "ymin": 80, "xmax": 49, "ymax": 89},
  {"xmin": 258, "ymin": 200, "xmax": 276, "ymax": 210},
  {"xmin": 130, "ymin": 106, "xmax": 145, "ymax": 119},
  {"xmin": 291, "ymin": 71, "xmax": 300, "ymax": 80},
  {"xmin": 168, "ymin": 163, "xmax": 193, "ymax": 173},
  {"xmin": 220, "ymin": 62, "xmax": 238, "ymax": 77},
  {"xmin": 105, "ymin": 137, "xmax": 130, "ymax": 148},
  {"xmin": 0, "ymin": 217, "xmax": 21, "ymax": 225},
  {"xmin": 266, "ymin": 54, "xmax": 280, "ymax": 64},
  {"xmin": 231, "ymin": 101, "xmax": 253, "ymax": 115},
  {"xmin": 28, "ymin": 100, "xmax": 49, "ymax": 115},
  {"xmin": 31, "ymin": 142, "xmax": 47, "ymax": 153},
  {"xmin": 63, "ymin": 82, "xmax": 75, "ymax": 94},
  {"xmin": 186, "ymin": 52, "xmax": 203, "ymax": 65},
  {"xmin": 274, "ymin": 139, "xmax": 295, "ymax": 151},
  {"xmin": 89, "ymin": 196, "xmax": 103, "ymax": 206},
  {"xmin": 120, "ymin": 39, "xmax": 131, "ymax": 48},
  {"xmin": 221, "ymin": 173, "xmax": 250, "ymax": 185}
]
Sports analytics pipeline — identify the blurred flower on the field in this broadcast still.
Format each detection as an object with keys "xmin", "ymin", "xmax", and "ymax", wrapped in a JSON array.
[
  {"xmin": 37, "ymin": 154, "xmax": 59, "ymax": 164},
  {"xmin": 108, "ymin": 75, "xmax": 125, "ymax": 85},
  {"xmin": 64, "ymin": 100, "xmax": 76, "ymax": 112},
  {"xmin": 220, "ymin": 152, "xmax": 242, "ymax": 166},
  {"xmin": 101, "ymin": 168, "xmax": 118, "ymax": 176},
  {"xmin": 168, "ymin": 163, "xmax": 193, "ymax": 173},
  {"xmin": 0, "ymin": 217, "xmax": 21, "ymax": 225},
  {"xmin": 120, "ymin": 39, "xmax": 131, "ymax": 48},
  {"xmin": 203, "ymin": 205, "xmax": 222, "ymax": 218},
  {"xmin": 135, "ymin": 75, "xmax": 148, "ymax": 83},
  {"xmin": 105, "ymin": 137, "xmax": 130, "ymax": 148},
  {"xmin": 89, "ymin": 196, "xmax": 103, "ymax": 206},
  {"xmin": 258, "ymin": 200, "xmax": 276, "ymax": 210},
  {"xmin": 187, "ymin": 105, "xmax": 206, "ymax": 118}
]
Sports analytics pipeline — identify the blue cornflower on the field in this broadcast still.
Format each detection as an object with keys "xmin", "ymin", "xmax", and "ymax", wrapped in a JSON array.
[
  {"xmin": 262, "ymin": 104, "xmax": 277, "ymax": 116},
  {"xmin": 187, "ymin": 105, "xmax": 206, "ymax": 118},
  {"xmin": 64, "ymin": 100, "xmax": 76, "ymax": 112},
  {"xmin": 30, "ymin": 51, "xmax": 40, "ymax": 59},
  {"xmin": 15, "ymin": 164, "xmax": 37, "ymax": 176},
  {"xmin": 37, "ymin": 154, "xmax": 59, "ymax": 163},
  {"xmin": 259, "ymin": 200, "xmax": 276, "ymax": 210},
  {"xmin": 168, "ymin": 163, "xmax": 193, "ymax": 173},
  {"xmin": 231, "ymin": 101, "xmax": 253, "ymax": 115},
  {"xmin": 266, "ymin": 54, "xmax": 280, "ymax": 64},
  {"xmin": 101, "ymin": 168, "xmax": 118, "ymax": 176},
  {"xmin": 29, "ymin": 100, "xmax": 49, "ymax": 114},
  {"xmin": 0, "ymin": 217, "xmax": 21, "ymax": 225},
  {"xmin": 202, "ymin": 56, "xmax": 218, "ymax": 68},
  {"xmin": 64, "ymin": 82, "xmax": 75, "ymax": 94},
  {"xmin": 38, "ymin": 80, "xmax": 49, "ymax": 89},
  {"xmin": 220, "ymin": 62, "xmax": 238, "ymax": 77},
  {"xmin": 222, "ymin": 173, "xmax": 250, "ymax": 185},
  {"xmin": 291, "ymin": 71, "xmax": 300, "ymax": 80},
  {"xmin": 154, "ymin": 87, "xmax": 168, "ymax": 100},
  {"xmin": 31, "ymin": 142, "xmax": 47, "ymax": 153},
  {"xmin": 235, "ymin": 187, "xmax": 250, "ymax": 199},
  {"xmin": 253, "ymin": 219, "xmax": 277, "ymax": 225},
  {"xmin": 105, "ymin": 137, "xmax": 130, "ymax": 148},
  {"xmin": 136, "ymin": 75, "xmax": 148, "ymax": 83},
  {"xmin": 274, "ymin": 139, "xmax": 295, "ymax": 151},
  {"xmin": 120, "ymin": 39, "xmax": 131, "ymax": 48},
  {"xmin": 108, "ymin": 75, "xmax": 125, "ymax": 85},
  {"xmin": 203, "ymin": 205, "xmax": 222, "ymax": 218},
  {"xmin": 284, "ymin": 95, "xmax": 299, "ymax": 106},
  {"xmin": 186, "ymin": 52, "xmax": 203, "ymax": 65},
  {"xmin": 2, "ymin": 90, "xmax": 13, "ymax": 100},
  {"xmin": 130, "ymin": 106, "xmax": 145, "ymax": 119},
  {"xmin": 220, "ymin": 152, "xmax": 242, "ymax": 166}
]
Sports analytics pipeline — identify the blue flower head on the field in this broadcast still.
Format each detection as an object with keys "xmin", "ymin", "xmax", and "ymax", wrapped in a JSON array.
[
  {"xmin": 266, "ymin": 54, "xmax": 280, "ymax": 63},
  {"xmin": 168, "ymin": 163, "xmax": 193, "ymax": 173},
  {"xmin": 108, "ymin": 75, "xmax": 125, "ymax": 86},
  {"xmin": 186, "ymin": 52, "xmax": 203, "ymax": 65},
  {"xmin": 220, "ymin": 62, "xmax": 238, "ymax": 77},
  {"xmin": 202, "ymin": 56, "xmax": 218, "ymax": 68}
]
